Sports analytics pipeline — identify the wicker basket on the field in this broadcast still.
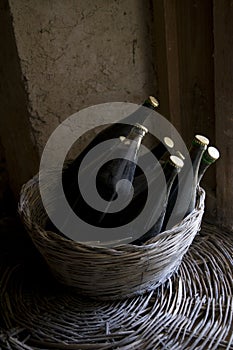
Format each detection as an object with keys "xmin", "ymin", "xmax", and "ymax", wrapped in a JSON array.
[
  {"xmin": 1, "ymin": 222, "xmax": 232, "ymax": 349},
  {"xmin": 18, "ymin": 174, "xmax": 205, "ymax": 300}
]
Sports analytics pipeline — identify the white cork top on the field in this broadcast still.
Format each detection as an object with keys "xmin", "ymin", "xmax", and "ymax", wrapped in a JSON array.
[
  {"xmin": 164, "ymin": 136, "xmax": 174, "ymax": 149},
  {"xmin": 208, "ymin": 146, "xmax": 220, "ymax": 160},
  {"xmin": 134, "ymin": 123, "xmax": 148, "ymax": 134},
  {"xmin": 170, "ymin": 155, "xmax": 184, "ymax": 169},
  {"xmin": 148, "ymin": 96, "xmax": 159, "ymax": 108},
  {"xmin": 195, "ymin": 135, "xmax": 210, "ymax": 146}
]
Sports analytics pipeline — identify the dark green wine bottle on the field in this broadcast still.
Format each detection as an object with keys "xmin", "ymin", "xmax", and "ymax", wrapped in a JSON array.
[
  {"xmin": 186, "ymin": 135, "xmax": 209, "ymax": 215},
  {"xmin": 131, "ymin": 155, "xmax": 184, "ymax": 245},
  {"xmin": 46, "ymin": 97, "xmax": 158, "ymax": 236},
  {"xmin": 47, "ymin": 123, "xmax": 148, "ymax": 237},
  {"xmin": 198, "ymin": 146, "xmax": 220, "ymax": 184},
  {"xmin": 162, "ymin": 135, "xmax": 209, "ymax": 231}
]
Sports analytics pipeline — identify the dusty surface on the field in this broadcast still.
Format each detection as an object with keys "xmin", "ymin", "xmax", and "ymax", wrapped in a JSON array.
[{"xmin": 9, "ymin": 0, "xmax": 157, "ymax": 155}]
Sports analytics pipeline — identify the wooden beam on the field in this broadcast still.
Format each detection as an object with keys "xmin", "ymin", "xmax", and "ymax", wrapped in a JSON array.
[
  {"xmin": 153, "ymin": 0, "xmax": 181, "ymax": 132},
  {"xmin": 214, "ymin": 0, "xmax": 233, "ymax": 229},
  {"xmin": 175, "ymin": 0, "xmax": 215, "ymax": 146},
  {"xmin": 153, "ymin": 0, "xmax": 216, "ymax": 215},
  {"xmin": 153, "ymin": 0, "xmax": 215, "ymax": 142}
]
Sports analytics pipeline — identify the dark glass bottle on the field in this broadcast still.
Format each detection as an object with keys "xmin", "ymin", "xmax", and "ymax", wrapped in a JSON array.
[
  {"xmin": 45, "ymin": 97, "xmax": 158, "ymax": 236},
  {"xmin": 162, "ymin": 135, "xmax": 209, "ymax": 231},
  {"xmin": 94, "ymin": 123, "xmax": 148, "ymax": 226},
  {"xmin": 81, "ymin": 95, "xmax": 158, "ymax": 155},
  {"xmin": 47, "ymin": 123, "xmax": 148, "ymax": 238},
  {"xmin": 62, "ymin": 95, "xmax": 159, "ymax": 183},
  {"xmin": 198, "ymin": 146, "xmax": 220, "ymax": 184},
  {"xmin": 186, "ymin": 135, "xmax": 209, "ymax": 214},
  {"xmin": 130, "ymin": 155, "xmax": 184, "ymax": 245}
]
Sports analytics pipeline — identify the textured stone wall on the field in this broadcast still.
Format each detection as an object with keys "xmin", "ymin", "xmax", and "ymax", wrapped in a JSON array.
[
  {"xmin": 9, "ymin": 0, "xmax": 157, "ymax": 155},
  {"xmin": 0, "ymin": 0, "xmax": 157, "ymax": 198}
]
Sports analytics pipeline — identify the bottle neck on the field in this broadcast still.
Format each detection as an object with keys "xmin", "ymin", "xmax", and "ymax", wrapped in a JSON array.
[
  {"xmin": 142, "ymin": 97, "xmax": 159, "ymax": 110},
  {"xmin": 122, "ymin": 97, "xmax": 158, "ymax": 126},
  {"xmin": 189, "ymin": 141, "xmax": 207, "ymax": 179},
  {"xmin": 122, "ymin": 125, "xmax": 147, "ymax": 160},
  {"xmin": 198, "ymin": 153, "xmax": 216, "ymax": 184},
  {"xmin": 185, "ymin": 140, "xmax": 207, "ymax": 215},
  {"xmin": 163, "ymin": 160, "xmax": 180, "ymax": 195}
]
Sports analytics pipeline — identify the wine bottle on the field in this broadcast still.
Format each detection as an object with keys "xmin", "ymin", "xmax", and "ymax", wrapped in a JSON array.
[
  {"xmin": 48, "ymin": 123, "xmax": 148, "ymax": 240},
  {"xmin": 90, "ymin": 95, "xmax": 158, "ymax": 144},
  {"xmin": 198, "ymin": 146, "xmax": 220, "ymax": 184},
  {"xmin": 162, "ymin": 134, "xmax": 209, "ymax": 231},
  {"xmin": 62, "ymin": 95, "xmax": 158, "ymax": 181},
  {"xmin": 186, "ymin": 135, "xmax": 209, "ymax": 215},
  {"xmin": 131, "ymin": 155, "xmax": 184, "ymax": 245},
  {"xmin": 81, "ymin": 95, "xmax": 158, "ymax": 155},
  {"xmin": 45, "ymin": 97, "xmax": 158, "ymax": 236}
]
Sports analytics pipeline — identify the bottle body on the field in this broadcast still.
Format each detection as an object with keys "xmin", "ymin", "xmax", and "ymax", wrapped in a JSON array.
[
  {"xmin": 47, "ymin": 123, "xmax": 148, "ymax": 237},
  {"xmin": 130, "ymin": 155, "xmax": 183, "ymax": 245},
  {"xmin": 94, "ymin": 123, "xmax": 148, "ymax": 226}
]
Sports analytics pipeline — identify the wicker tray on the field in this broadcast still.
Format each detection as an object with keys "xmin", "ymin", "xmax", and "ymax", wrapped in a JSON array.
[
  {"xmin": 18, "ymin": 174, "xmax": 205, "ymax": 300},
  {"xmin": 0, "ymin": 222, "xmax": 232, "ymax": 350}
]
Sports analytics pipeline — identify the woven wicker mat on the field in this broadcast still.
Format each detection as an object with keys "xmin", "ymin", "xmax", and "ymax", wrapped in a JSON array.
[{"xmin": 0, "ymin": 221, "xmax": 232, "ymax": 350}]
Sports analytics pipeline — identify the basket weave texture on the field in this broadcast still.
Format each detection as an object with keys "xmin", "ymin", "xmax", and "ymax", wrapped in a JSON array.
[{"xmin": 19, "ymin": 174, "xmax": 205, "ymax": 300}]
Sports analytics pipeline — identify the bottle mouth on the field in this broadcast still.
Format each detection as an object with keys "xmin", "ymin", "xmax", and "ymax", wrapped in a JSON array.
[
  {"xmin": 170, "ymin": 155, "xmax": 184, "ymax": 169},
  {"xmin": 195, "ymin": 135, "xmax": 210, "ymax": 146},
  {"xmin": 206, "ymin": 146, "xmax": 220, "ymax": 161},
  {"xmin": 134, "ymin": 123, "xmax": 148, "ymax": 135},
  {"xmin": 119, "ymin": 136, "xmax": 126, "ymax": 142},
  {"xmin": 164, "ymin": 136, "xmax": 174, "ymax": 149},
  {"xmin": 148, "ymin": 96, "xmax": 159, "ymax": 108}
]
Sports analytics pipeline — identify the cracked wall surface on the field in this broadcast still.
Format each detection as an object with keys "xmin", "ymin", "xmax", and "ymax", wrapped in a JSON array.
[{"xmin": 9, "ymin": 0, "xmax": 157, "ymax": 155}]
